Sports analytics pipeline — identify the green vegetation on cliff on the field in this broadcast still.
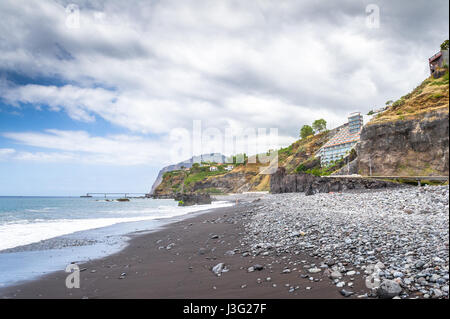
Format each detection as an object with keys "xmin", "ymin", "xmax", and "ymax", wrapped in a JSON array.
[
  {"xmin": 156, "ymin": 69, "xmax": 450, "ymax": 194},
  {"xmin": 370, "ymin": 69, "xmax": 449, "ymax": 125}
]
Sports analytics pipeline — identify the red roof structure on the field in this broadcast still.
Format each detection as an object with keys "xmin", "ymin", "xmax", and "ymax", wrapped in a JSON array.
[{"xmin": 321, "ymin": 124, "xmax": 361, "ymax": 148}]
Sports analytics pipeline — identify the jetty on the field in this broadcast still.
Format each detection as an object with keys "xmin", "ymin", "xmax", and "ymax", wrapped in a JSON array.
[{"xmin": 80, "ymin": 193, "xmax": 149, "ymax": 198}]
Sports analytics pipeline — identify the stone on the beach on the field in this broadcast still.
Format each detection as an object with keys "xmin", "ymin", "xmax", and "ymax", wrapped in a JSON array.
[
  {"xmin": 253, "ymin": 264, "xmax": 264, "ymax": 271},
  {"xmin": 375, "ymin": 262, "xmax": 385, "ymax": 270},
  {"xmin": 325, "ymin": 259, "xmax": 335, "ymax": 266},
  {"xmin": 330, "ymin": 271, "xmax": 342, "ymax": 279},
  {"xmin": 414, "ymin": 261, "xmax": 425, "ymax": 269},
  {"xmin": 340, "ymin": 289, "xmax": 354, "ymax": 297},
  {"xmin": 308, "ymin": 267, "xmax": 321, "ymax": 274},
  {"xmin": 433, "ymin": 289, "xmax": 443, "ymax": 298},
  {"xmin": 212, "ymin": 263, "xmax": 226, "ymax": 276},
  {"xmin": 377, "ymin": 280, "xmax": 402, "ymax": 299},
  {"xmin": 336, "ymin": 281, "xmax": 345, "ymax": 288},
  {"xmin": 235, "ymin": 185, "xmax": 449, "ymax": 299}
]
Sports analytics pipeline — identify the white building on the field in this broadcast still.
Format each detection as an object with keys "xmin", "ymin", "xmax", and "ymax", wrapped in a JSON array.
[
  {"xmin": 225, "ymin": 165, "xmax": 234, "ymax": 171},
  {"xmin": 317, "ymin": 112, "xmax": 363, "ymax": 166},
  {"xmin": 209, "ymin": 166, "xmax": 218, "ymax": 172}
]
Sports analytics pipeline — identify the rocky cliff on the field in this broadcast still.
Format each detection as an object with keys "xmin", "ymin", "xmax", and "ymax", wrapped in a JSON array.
[
  {"xmin": 357, "ymin": 71, "xmax": 449, "ymax": 176},
  {"xmin": 152, "ymin": 131, "xmax": 334, "ymax": 196},
  {"xmin": 270, "ymin": 167, "xmax": 398, "ymax": 195},
  {"xmin": 357, "ymin": 110, "xmax": 449, "ymax": 176},
  {"xmin": 152, "ymin": 70, "xmax": 449, "ymax": 196},
  {"xmin": 150, "ymin": 153, "xmax": 226, "ymax": 194}
]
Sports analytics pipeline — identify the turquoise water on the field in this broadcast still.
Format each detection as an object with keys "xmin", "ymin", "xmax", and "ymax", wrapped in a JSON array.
[
  {"xmin": 0, "ymin": 196, "xmax": 232, "ymax": 288},
  {"xmin": 0, "ymin": 196, "xmax": 187, "ymax": 251}
]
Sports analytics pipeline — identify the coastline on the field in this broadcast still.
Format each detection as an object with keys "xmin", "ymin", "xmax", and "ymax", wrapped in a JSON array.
[
  {"xmin": 0, "ymin": 199, "xmax": 234, "ymax": 289},
  {"xmin": 0, "ymin": 194, "xmax": 364, "ymax": 299},
  {"xmin": 2, "ymin": 186, "xmax": 447, "ymax": 299}
]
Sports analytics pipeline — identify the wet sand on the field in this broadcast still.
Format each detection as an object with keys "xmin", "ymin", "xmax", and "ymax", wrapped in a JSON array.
[{"xmin": 0, "ymin": 200, "xmax": 369, "ymax": 299}]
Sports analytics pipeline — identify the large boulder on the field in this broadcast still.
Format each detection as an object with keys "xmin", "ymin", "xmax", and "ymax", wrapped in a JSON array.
[
  {"xmin": 174, "ymin": 193, "xmax": 212, "ymax": 206},
  {"xmin": 377, "ymin": 280, "xmax": 402, "ymax": 299}
]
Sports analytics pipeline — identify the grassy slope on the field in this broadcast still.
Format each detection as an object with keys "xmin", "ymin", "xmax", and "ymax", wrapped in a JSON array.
[
  {"xmin": 369, "ymin": 70, "xmax": 449, "ymax": 125},
  {"xmin": 156, "ymin": 71, "xmax": 450, "ymax": 194},
  {"xmin": 154, "ymin": 131, "xmax": 332, "ymax": 194}
]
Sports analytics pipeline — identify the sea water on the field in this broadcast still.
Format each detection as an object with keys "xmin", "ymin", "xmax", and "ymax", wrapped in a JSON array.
[{"xmin": 0, "ymin": 196, "xmax": 233, "ymax": 288}]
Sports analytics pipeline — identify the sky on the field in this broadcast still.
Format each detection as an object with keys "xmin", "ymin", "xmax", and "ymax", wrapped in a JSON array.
[{"xmin": 0, "ymin": 0, "xmax": 448, "ymax": 196}]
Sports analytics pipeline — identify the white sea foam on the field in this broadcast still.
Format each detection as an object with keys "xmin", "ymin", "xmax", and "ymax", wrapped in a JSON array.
[{"xmin": 0, "ymin": 201, "xmax": 233, "ymax": 251}]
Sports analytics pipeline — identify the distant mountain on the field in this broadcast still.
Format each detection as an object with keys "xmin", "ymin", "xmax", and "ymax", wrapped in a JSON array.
[{"xmin": 149, "ymin": 153, "xmax": 227, "ymax": 194}]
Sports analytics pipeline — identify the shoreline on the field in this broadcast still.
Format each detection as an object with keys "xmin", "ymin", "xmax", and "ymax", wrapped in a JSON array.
[
  {"xmin": 0, "ymin": 199, "xmax": 234, "ymax": 289},
  {"xmin": 1, "ymin": 187, "xmax": 447, "ymax": 299},
  {"xmin": 0, "ymin": 195, "xmax": 363, "ymax": 299}
]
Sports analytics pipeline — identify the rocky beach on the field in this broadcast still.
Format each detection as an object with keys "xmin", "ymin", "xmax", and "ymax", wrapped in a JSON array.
[
  {"xmin": 241, "ymin": 185, "xmax": 449, "ymax": 299},
  {"xmin": 1, "ymin": 186, "xmax": 448, "ymax": 299}
]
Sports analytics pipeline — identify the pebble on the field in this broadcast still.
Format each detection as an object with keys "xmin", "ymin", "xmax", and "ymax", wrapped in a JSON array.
[
  {"xmin": 340, "ymin": 289, "xmax": 354, "ymax": 297},
  {"xmin": 212, "ymin": 263, "xmax": 228, "ymax": 276},
  {"xmin": 336, "ymin": 281, "xmax": 345, "ymax": 288},
  {"xmin": 240, "ymin": 186, "xmax": 449, "ymax": 298},
  {"xmin": 308, "ymin": 267, "xmax": 321, "ymax": 274},
  {"xmin": 377, "ymin": 280, "xmax": 402, "ymax": 299}
]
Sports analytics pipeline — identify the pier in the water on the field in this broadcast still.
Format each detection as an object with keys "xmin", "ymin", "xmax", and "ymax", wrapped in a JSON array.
[{"xmin": 80, "ymin": 193, "xmax": 149, "ymax": 198}]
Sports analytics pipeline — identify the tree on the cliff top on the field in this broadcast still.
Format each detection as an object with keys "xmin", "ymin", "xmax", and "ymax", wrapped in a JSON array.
[
  {"xmin": 312, "ymin": 119, "xmax": 327, "ymax": 133},
  {"xmin": 300, "ymin": 125, "xmax": 314, "ymax": 139},
  {"xmin": 441, "ymin": 40, "xmax": 449, "ymax": 51}
]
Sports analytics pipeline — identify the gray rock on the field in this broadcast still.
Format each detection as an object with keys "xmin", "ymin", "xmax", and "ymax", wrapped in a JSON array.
[
  {"xmin": 253, "ymin": 264, "xmax": 264, "ymax": 271},
  {"xmin": 330, "ymin": 271, "xmax": 342, "ymax": 279},
  {"xmin": 340, "ymin": 289, "xmax": 354, "ymax": 297},
  {"xmin": 212, "ymin": 263, "xmax": 226, "ymax": 276},
  {"xmin": 308, "ymin": 267, "xmax": 322, "ymax": 274},
  {"xmin": 377, "ymin": 280, "xmax": 402, "ymax": 299}
]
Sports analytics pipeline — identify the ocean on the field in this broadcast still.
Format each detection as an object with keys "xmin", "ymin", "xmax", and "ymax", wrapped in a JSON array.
[{"xmin": 0, "ymin": 196, "xmax": 233, "ymax": 288}]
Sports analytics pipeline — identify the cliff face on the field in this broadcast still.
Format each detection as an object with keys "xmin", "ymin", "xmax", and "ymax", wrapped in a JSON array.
[
  {"xmin": 150, "ymin": 153, "xmax": 226, "ymax": 194},
  {"xmin": 357, "ymin": 111, "xmax": 449, "ymax": 176},
  {"xmin": 152, "ymin": 131, "xmax": 333, "ymax": 196},
  {"xmin": 153, "ymin": 70, "xmax": 449, "ymax": 195},
  {"xmin": 357, "ymin": 71, "xmax": 449, "ymax": 177},
  {"xmin": 270, "ymin": 168, "xmax": 398, "ymax": 194}
]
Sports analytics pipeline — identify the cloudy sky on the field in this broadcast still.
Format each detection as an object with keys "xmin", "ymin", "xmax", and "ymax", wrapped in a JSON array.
[{"xmin": 0, "ymin": 0, "xmax": 448, "ymax": 195}]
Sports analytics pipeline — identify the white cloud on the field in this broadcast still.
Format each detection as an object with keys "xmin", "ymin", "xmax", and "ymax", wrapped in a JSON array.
[
  {"xmin": 2, "ymin": 128, "xmax": 295, "ymax": 166},
  {"xmin": 2, "ymin": 130, "xmax": 167, "ymax": 165},
  {"xmin": 0, "ymin": 0, "xmax": 448, "ymax": 166},
  {"xmin": 0, "ymin": 148, "xmax": 16, "ymax": 158}
]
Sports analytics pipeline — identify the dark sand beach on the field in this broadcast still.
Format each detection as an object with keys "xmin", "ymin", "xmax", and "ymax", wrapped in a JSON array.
[{"xmin": 0, "ymin": 198, "xmax": 369, "ymax": 299}]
